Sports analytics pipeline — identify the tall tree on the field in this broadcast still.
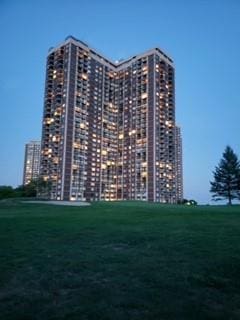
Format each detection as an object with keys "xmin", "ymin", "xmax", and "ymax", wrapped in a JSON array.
[
  {"xmin": 35, "ymin": 177, "xmax": 52, "ymax": 199},
  {"xmin": 210, "ymin": 146, "xmax": 240, "ymax": 205}
]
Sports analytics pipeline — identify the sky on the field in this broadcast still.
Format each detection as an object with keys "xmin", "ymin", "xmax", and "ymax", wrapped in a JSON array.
[{"xmin": 1, "ymin": 0, "xmax": 240, "ymax": 204}]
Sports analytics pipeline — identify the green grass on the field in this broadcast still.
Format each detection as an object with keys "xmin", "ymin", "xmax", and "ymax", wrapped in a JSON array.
[{"xmin": 1, "ymin": 200, "xmax": 240, "ymax": 320}]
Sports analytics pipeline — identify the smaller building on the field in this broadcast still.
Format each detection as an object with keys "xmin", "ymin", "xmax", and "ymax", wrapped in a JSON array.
[
  {"xmin": 23, "ymin": 141, "xmax": 41, "ymax": 185},
  {"xmin": 175, "ymin": 126, "xmax": 183, "ymax": 202}
]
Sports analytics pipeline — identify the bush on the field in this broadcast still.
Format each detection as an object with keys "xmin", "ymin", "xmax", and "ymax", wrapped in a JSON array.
[{"xmin": 178, "ymin": 198, "xmax": 198, "ymax": 206}]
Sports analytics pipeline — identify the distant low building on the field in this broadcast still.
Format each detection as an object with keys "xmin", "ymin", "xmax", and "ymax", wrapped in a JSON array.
[{"xmin": 23, "ymin": 141, "xmax": 41, "ymax": 185}]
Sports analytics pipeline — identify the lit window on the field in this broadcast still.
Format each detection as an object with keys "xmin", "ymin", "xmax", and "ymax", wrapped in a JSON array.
[
  {"xmin": 80, "ymin": 123, "xmax": 85, "ymax": 129},
  {"xmin": 82, "ymin": 73, "xmax": 88, "ymax": 80}
]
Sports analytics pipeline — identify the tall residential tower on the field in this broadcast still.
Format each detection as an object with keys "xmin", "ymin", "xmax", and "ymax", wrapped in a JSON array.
[
  {"xmin": 23, "ymin": 140, "xmax": 41, "ymax": 185},
  {"xmin": 40, "ymin": 36, "xmax": 183, "ymax": 202}
]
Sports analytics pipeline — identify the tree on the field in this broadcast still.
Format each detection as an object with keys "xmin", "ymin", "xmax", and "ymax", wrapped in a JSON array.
[
  {"xmin": 15, "ymin": 181, "xmax": 37, "ymax": 198},
  {"xmin": 0, "ymin": 186, "xmax": 15, "ymax": 200},
  {"xmin": 210, "ymin": 146, "xmax": 240, "ymax": 205},
  {"xmin": 34, "ymin": 177, "xmax": 52, "ymax": 199}
]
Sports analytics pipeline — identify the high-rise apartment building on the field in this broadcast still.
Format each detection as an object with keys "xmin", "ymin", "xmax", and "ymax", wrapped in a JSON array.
[
  {"xmin": 40, "ymin": 36, "xmax": 183, "ymax": 202},
  {"xmin": 175, "ymin": 126, "xmax": 183, "ymax": 202},
  {"xmin": 23, "ymin": 141, "xmax": 41, "ymax": 185}
]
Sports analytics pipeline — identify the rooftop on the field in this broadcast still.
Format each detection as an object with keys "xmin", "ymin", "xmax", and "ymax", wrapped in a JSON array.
[{"xmin": 48, "ymin": 35, "xmax": 174, "ymax": 68}]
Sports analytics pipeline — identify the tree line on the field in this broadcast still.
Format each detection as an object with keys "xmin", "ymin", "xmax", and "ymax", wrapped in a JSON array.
[{"xmin": 0, "ymin": 178, "xmax": 51, "ymax": 200}]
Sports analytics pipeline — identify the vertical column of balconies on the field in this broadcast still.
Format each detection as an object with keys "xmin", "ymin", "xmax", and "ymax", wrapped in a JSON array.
[
  {"xmin": 70, "ymin": 47, "xmax": 90, "ymax": 201},
  {"xmin": 53, "ymin": 48, "xmax": 67, "ymax": 199},
  {"xmin": 127, "ymin": 66, "xmax": 137, "ymax": 200},
  {"xmin": 175, "ymin": 126, "xmax": 183, "ymax": 202},
  {"xmin": 40, "ymin": 52, "xmax": 54, "ymax": 193},
  {"xmin": 120, "ymin": 65, "xmax": 140, "ymax": 201},
  {"xmin": 154, "ymin": 56, "xmax": 176, "ymax": 203},
  {"xmin": 122, "ymin": 69, "xmax": 131, "ymax": 200},
  {"xmin": 147, "ymin": 55, "xmax": 155, "ymax": 201},
  {"xmin": 62, "ymin": 43, "xmax": 77, "ymax": 200},
  {"xmin": 128, "ymin": 58, "xmax": 148, "ymax": 201},
  {"xmin": 100, "ymin": 68, "xmax": 118, "ymax": 201},
  {"xmin": 85, "ymin": 59, "xmax": 102, "ymax": 201},
  {"xmin": 116, "ymin": 71, "xmax": 123, "ymax": 200},
  {"xmin": 117, "ymin": 68, "xmax": 133, "ymax": 200},
  {"xmin": 40, "ymin": 46, "xmax": 68, "ymax": 199},
  {"xmin": 166, "ymin": 64, "xmax": 176, "ymax": 203},
  {"xmin": 130, "ymin": 66, "xmax": 137, "ymax": 200}
]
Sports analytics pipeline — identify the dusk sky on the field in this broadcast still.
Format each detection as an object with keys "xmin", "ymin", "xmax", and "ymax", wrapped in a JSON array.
[{"xmin": 1, "ymin": 0, "xmax": 240, "ymax": 204}]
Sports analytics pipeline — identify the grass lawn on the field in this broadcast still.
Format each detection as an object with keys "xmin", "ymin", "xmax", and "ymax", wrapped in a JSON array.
[{"xmin": 0, "ymin": 200, "xmax": 240, "ymax": 320}]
